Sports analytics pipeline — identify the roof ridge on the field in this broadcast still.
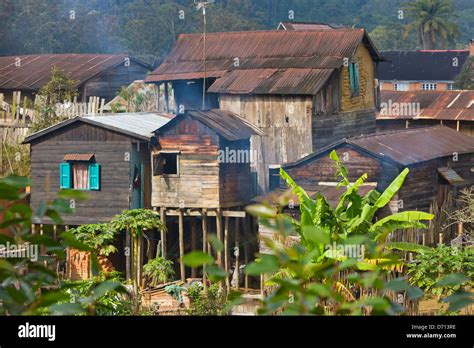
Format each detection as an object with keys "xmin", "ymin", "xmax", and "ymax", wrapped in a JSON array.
[
  {"xmin": 348, "ymin": 125, "xmax": 443, "ymax": 140},
  {"xmin": 178, "ymin": 28, "xmax": 365, "ymax": 37}
]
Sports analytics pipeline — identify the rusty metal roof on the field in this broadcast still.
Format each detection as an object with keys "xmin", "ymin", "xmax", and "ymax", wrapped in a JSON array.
[
  {"xmin": 188, "ymin": 110, "xmax": 264, "ymax": 140},
  {"xmin": 146, "ymin": 29, "xmax": 383, "ymax": 94},
  {"xmin": 208, "ymin": 68, "xmax": 334, "ymax": 95},
  {"xmin": 284, "ymin": 126, "xmax": 474, "ymax": 168},
  {"xmin": 0, "ymin": 54, "xmax": 152, "ymax": 91},
  {"xmin": 377, "ymin": 91, "xmax": 474, "ymax": 121},
  {"xmin": 157, "ymin": 110, "xmax": 263, "ymax": 141}
]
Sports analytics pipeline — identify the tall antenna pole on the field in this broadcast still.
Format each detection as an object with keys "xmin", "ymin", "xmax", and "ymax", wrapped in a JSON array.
[{"xmin": 195, "ymin": 1, "xmax": 214, "ymax": 110}]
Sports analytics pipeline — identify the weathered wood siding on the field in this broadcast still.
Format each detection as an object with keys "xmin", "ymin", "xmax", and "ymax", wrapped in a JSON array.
[
  {"xmin": 152, "ymin": 116, "xmax": 221, "ymax": 208},
  {"xmin": 219, "ymin": 138, "xmax": 252, "ymax": 207},
  {"xmin": 29, "ymin": 122, "xmax": 133, "ymax": 225},
  {"xmin": 284, "ymin": 146, "xmax": 399, "ymax": 190},
  {"xmin": 312, "ymin": 108, "xmax": 376, "ymax": 149},
  {"xmin": 219, "ymin": 94, "xmax": 313, "ymax": 193},
  {"xmin": 377, "ymin": 120, "xmax": 474, "ymax": 137},
  {"xmin": 83, "ymin": 62, "xmax": 150, "ymax": 102}
]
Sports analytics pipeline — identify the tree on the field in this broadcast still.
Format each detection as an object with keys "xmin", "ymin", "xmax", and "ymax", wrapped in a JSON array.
[
  {"xmin": 404, "ymin": 0, "xmax": 460, "ymax": 49},
  {"xmin": 110, "ymin": 209, "xmax": 165, "ymax": 295},
  {"xmin": 30, "ymin": 66, "xmax": 78, "ymax": 133},
  {"xmin": 454, "ymin": 57, "xmax": 474, "ymax": 90}
]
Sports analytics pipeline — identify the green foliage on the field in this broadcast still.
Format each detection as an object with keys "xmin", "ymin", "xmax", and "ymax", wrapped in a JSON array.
[
  {"xmin": 0, "ymin": 175, "xmax": 121, "ymax": 315},
  {"xmin": 0, "ymin": 143, "xmax": 30, "ymax": 178},
  {"xmin": 110, "ymin": 209, "xmax": 164, "ymax": 237},
  {"xmin": 244, "ymin": 151, "xmax": 434, "ymax": 315},
  {"xmin": 404, "ymin": 0, "xmax": 460, "ymax": 49},
  {"xmin": 186, "ymin": 283, "xmax": 228, "ymax": 316},
  {"xmin": 454, "ymin": 57, "xmax": 474, "ymax": 90},
  {"xmin": 1, "ymin": 0, "xmax": 472, "ymax": 59},
  {"xmin": 30, "ymin": 66, "xmax": 79, "ymax": 133},
  {"xmin": 52, "ymin": 272, "xmax": 131, "ymax": 316},
  {"xmin": 407, "ymin": 245, "xmax": 474, "ymax": 297},
  {"xmin": 68, "ymin": 224, "xmax": 119, "ymax": 256},
  {"xmin": 110, "ymin": 85, "xmax": 157, "ymax": 113},
  {"xmin": 143, "ymin": 257, "xmax": 175, "ymax": 286}
]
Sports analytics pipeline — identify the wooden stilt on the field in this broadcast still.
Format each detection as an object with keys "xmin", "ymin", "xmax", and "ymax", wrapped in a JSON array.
[
  {"xmin": 244, "ymin": 242, "xmax": 249, "ymax": 290},
  {"xmin": 191, "ymin": 219, "xmax": 197, "ymax": 278},
  {"xmin": 126, "ymin": 231, "xmax": 131, "ymax": 280},
  {"xmin": 160, "ymin": 208, "xmax": 167, "ymax": 258},
  {"xmin": 165, "ymin": 83, "xmax": 170, "ymax": 113},
  {"xmin": 224, "ymin": 215, "xmax": 230, "ymax": 291},
  {"xmin": 216, "ymin": 209, "xmax": 223, "ymax": 267},
  {"xmin": 178, "ymin": 209, "xmax": 185, "ymax": 282},
  {"xmin": 234, "ymin": 218, "xmax": 240, "ymax": 290},
  {"xmin": 202, "ymin": 209, "xmax": 208, "ymax": 292},
  {"xmin": 457, "ymin": 222, "xmax": 464, "ymax": 236}
]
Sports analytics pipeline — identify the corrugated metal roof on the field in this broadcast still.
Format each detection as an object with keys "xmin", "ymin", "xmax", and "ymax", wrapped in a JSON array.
[
  {"xmin": 84, "ymin": 113, "xmax": 173, "ymax": 140},
  {"xmin": 349, "ymin": 126, "xmax": 474, "ymax": 166},
  {"xmin": 146, "ymin": 29, "xmax": 383, "ymax": 95},
  {"xmin": 284, "ymin": 126, "xmax": 474, "ymax": 168},
  {"xmin": 24, "ymin": 112, "xmax": 174, "ymax": 143},
  {"xmin": 208, "ymin": 68, "xmax": 334, "ymax": 95},
  {"xmin": 377, "ymin": 91, "xmax": 474, "ymax": 121},
  {"xmin": 188, "ymin": 110, "xmax": 264, "ymax": 141},
  {"xmin": 0, "ymin": 54, "xmax": 152, "ymax": 90}
]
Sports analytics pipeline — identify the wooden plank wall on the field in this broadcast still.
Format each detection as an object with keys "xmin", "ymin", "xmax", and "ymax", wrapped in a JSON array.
[
  {"xmin": 219, "ymin": 138, "xmax": 253, "ymax": 208},
  {"xmin": 29, "ymin": 122, "xmax": 132, "ymax": 225},
  {"xmin": 83, "ymin": 62, "xmax": 151, "ymax": 103},
  {"xmin": 152, "ymin": 117, "xmax": 221, "ymax": 208},
  {"xmin": 312, "ymin": 108, "xmax": 376, "ymax": 149},
  {"xmin": 219, "ymin": 94, "xmax": 313, "ymax": 193}
]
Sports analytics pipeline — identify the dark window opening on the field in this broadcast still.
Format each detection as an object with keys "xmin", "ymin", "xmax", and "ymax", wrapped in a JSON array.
[
  {"xmin": 269, "ymin": 166, "xmax": 281, "ymax": 191},
  {"xmin": 154, "ymin": 153, "xmax": 179, "ymax": 176}
]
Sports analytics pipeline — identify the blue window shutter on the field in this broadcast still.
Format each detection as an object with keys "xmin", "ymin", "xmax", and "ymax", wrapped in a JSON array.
[
  {"xmin": 349, "ymin": 63, "xmax": 355, "ymax": 94},
  {"xmin": 354, "ymin": 63, "xmax": 360, "ymax": 94},
  {"xmin": 60, "ymin": 163, "xmax": 71, "ymax": 189},
  {"xmin": 89, "ymin": 163, "xmax": 100, "ymax": 190}
]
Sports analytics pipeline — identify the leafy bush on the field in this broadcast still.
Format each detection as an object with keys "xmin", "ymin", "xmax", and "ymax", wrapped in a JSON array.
[
  {"xmin": 186, "ymin": 283, "xmax": 228, "ymax": 316},
  {"xmin": 407, "ymin": 245, "xmax": 474, "ymax": 297},
  {"xmin": 143, "ymin": 257, "xmax": 175, "ymax": 286},
  {"xmin": 55, "ymin": 272, "xmax": 132, "ymax": 316},
  {"xmin": 68, "ymin": 223, "xmax": 119, "ymax": 256}
]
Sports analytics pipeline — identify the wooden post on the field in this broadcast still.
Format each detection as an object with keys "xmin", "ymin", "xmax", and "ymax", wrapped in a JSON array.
[
  {"xmin": 138, "ymin": 234, "xmax": 144, "ymax": 288},
  {"xmin": 224, "ymin": 215, "xmax": 230, "ymax": 291},
  {"xmin": 178, "ymin": 209, "xmax": 185, "ymax": 282},
  {"xmin": 191, "ymin": 219, "xmax": 197, "ymax": 278},
  {"xmin": 234, "ymin": 218, "xmax": 240, "ymax": 290},
  {"xmin": 456, "ymin": 121, "xmax": 460, "ymax": 132},
  {"xmin": 422, "ymin": 232, "xmax": 426, "ymax": 246},
  {"xmin": 202, "ymin": 209, "xmax": 208, "ymax": 292},
  {"xmin": 439, "ymin": 233, "xmax": 444, "ymax": 245},
  {"xmin": 457, "ymin": 222, "xmax": 464, "ymax": 236},
  {"xmin": 126, "ymin": 231, "xmax": 131, "ymax": 280},
  {"xmin": 216, "ymin": 209, "xmax": 223, "ymax": 267},
  {"xmin": 160, "ymin": 208, "xmax": 167, "ymax": 258},
  {"xmin": 244, "ymin": 243, "xmax": 249, "ymax": 290},
  {"xmin": 164, "ymin": 83, "xmax": 170, "ymax": 113}
]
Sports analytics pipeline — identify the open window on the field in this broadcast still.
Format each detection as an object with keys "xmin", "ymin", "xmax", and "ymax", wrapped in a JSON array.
[
  {"xmin": 153, "ymin": 151, "xmax": 180, "ymax": 176},
  {"xmin": 60, "ymin": 154, "xmax": 100, "ymax": 190},
  {"xmin": 349, "ymin": 62, "xmax": 360, "ymax": 96}
]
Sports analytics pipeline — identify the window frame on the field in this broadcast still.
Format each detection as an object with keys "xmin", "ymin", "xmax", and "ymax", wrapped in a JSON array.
[
  {"xmin": 153, "ymin": 151, "xmax": 181, "ymax": 178},
  {"xmin": 60, "ymin": 160, "xmax": 100, "ymax": 191},
  {"xmin": 422, "ymin": 83, "xmax": 437, "ymax": 91},
  {"xmin": 349, "ymin": 62, "xmax": 360, "ymax": 97}
]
